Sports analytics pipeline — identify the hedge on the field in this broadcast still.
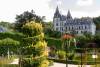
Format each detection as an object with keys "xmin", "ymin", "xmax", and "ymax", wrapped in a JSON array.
[
  {"xmin": 0, "ymin": 32, "xmax": 25, "ymax": 41},
  {"xmin": 45, "ymin": 37, "xmax": 62, "ymax": 49}
]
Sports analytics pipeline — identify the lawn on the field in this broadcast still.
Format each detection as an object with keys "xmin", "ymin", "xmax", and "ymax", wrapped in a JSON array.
[{"xmin": 0, "ymin": 56, "xmax": 18, "ymax": 67}]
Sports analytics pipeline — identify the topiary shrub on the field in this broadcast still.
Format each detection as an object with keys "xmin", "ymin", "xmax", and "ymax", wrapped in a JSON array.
[
  {"xmin": 20, "ymin": 21, "xmax": 49, "ymax": 67},
  {"xmin": 56, "ymin": 50, "xmax": 66, "ymax": 60},
  {"xmin": 49, "ymin": 60, "xmax": 54, "ymax": 66},
  {"xmin": 19, "ymin": 58, "xmax": 31, "ymax": 67}
]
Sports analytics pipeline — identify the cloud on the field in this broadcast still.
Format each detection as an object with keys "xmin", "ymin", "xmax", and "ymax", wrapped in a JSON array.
[
  {"xmin": 61, "ymin": 10, "xmax": 100, "ymax": 18},
  {"xmin": 71, "ymin": 10, "xmax": 100, "ymax": 18},
  {"xmin": 0, "ymin": 0, "xmax": 53, "ymax": 22},
  {"xmin": 57, "ymin": 0, "xmax": 62, "ymax": 6},
  {"xmin": 76, "ymin": 0, "xmax": 94, "ymax": 6}
]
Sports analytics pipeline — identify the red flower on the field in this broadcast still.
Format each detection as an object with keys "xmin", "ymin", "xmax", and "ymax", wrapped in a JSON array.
[{"xmin": 62, "ymin": 34, "xmax": 73, "ymax": 39}]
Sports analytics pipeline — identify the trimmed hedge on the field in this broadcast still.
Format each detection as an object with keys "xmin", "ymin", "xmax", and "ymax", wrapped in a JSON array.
[
  {"xmin": 0, "ymin": 32, "xmax": 25, "ymax": 41},
  {"xmin": 45, "ymin": 37, "xmax": 62, "ymax": 49}
]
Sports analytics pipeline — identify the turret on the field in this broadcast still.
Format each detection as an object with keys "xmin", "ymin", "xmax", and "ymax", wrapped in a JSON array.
[
  {"xmin": 67, "ymin": 10, "xmax": 72, "ymax": 19},
  {"xmin": 54, "ymin": 6, "xmax": 61, "ymax": 18},
  {"xmin": 53, "ymin": 6, "xmax": 61, "ymax": 32}
]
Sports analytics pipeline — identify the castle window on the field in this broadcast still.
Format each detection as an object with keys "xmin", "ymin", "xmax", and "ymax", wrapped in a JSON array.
[
  {"xmin": 66, "ymin": 27, "xmax": 67, "ymax": 30},
  {"xmin": 85, "ymin": 26, "xmax": 87, "ymax": 29},
  {"xmin": 76, "ymin": 31, "xmax": 78, "ymax": 34},
  {"xmin": 77, "ymin": 31, "xmax": 79, "ymax": 34},
  {"xmin": 60, "ymin": 27, "xmax": 62, "ymax": 31},
  {"xmin": 70, "ymin": 27, "xmax": 72, "ymax": 30},
  {"xmin": 81, "ymin": 31, "xmax": 83, "ymax": 33},
  {"xmin": 56, "ymin": 28, "xmax": 58, "ymax": 31},
  {"xmin": 72, "ymin": 26, "xmax": 73, "ymax": 30},
  {"xmin": 69, "ymin": 27, "xmax": 70, "ymax": 30},
  {"xmin": 62, "ymin": 28, "xmax": 63, "ymax": 31},
  {"xmin": 56, "ymin": 23, "xmax": 58, "ymax": 26},
  {"xmin": 81, "ymin": 26, "xmax": 83, "ymax": 29}
]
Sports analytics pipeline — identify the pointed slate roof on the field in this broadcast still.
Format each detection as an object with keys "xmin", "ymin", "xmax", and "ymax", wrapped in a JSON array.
[
  {"xmin": 67, "ymin": 10, "xmax": 72, "ymax": 19},
  {"xmin": 54, "ymin": 6, "xmax": 61, "ymax": 18}
]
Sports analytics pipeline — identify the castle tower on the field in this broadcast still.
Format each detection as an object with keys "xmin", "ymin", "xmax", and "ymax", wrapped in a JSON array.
[
  {"xmin": 53, "ymin": 6, "xmax": 61, "ymax": 31},
  {"xmin": 54, "ymin": 6, "xmax": 61, "ymax": 18},
  {"xmin": 67, "ymin": 10, "xmax": 72, "ymax": 19}
]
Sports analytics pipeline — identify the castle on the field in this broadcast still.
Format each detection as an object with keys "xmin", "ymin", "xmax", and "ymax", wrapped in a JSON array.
[{"xmin": 53, "ymin": 6, "xmax": 96, "ymax": 35}]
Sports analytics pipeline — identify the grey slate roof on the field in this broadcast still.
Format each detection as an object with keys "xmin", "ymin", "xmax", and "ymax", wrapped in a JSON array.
[{"xmin": 54, "ymin": 6, "xmax": 94, "ymax": 26}]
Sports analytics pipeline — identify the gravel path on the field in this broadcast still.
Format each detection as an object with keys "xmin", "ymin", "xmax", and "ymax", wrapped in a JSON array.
[
  {"xmin": 50, "ymin": 62, "xmax": 92, "ymax": 67},
  {"xmin": 10, "ymin": 59, "xmax": 92, "ymax": 67},
  {"xmin": 10, "ymin": 59, "xmax": 19, "ymax": 64},
  {"xmin": 50, "ymin": 63, "xmax": 66, "ymax": 67}
]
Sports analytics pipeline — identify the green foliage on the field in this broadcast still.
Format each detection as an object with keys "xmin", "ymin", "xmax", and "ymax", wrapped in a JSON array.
[
  {"xmin": 20, "ymin": 58, "xmax": 49, "ymax": 67},
  {"xmin": 20, "ymin": 58, "xmax": 31, "ymax": 67},
  {"xmin": 0, "ymin": 32, "xmax": 25, "ymax": 55},
  {"xmin": 94, "ymin": 34, "xmax": 100, "ymax": 47},
  {"xmin": 0, "ymin": 38, "xmax": 20, "ymax": 55},
  {"xmin": 49, "ymin": 50, "xmax": 56, "ymax": 57},
  {"xmin": 22, "ymin": 21, "xmax": 43, "ymax": 37},
  {"xmin": 93, "ymin": 17, "xmax": 100, "ymax": 30},
  {"xmin": 76, "ymin": 35, "xmax": 89, "ymax": 48},
  {"xmin": 0, "ymin": 21, "xmax": 14, "ymax": 32},
  {"xmin": 0, "ymin": 38, "xmax": 20, "ymax": 46},
  {"xmin": 56, "ymin": 50, "xmax": 66, "ymax": 59},
  {"xmin": 15, "ymin": 10, "xmax": 43, "ymax": 32},
  {"xmin": 20, "ymin": 21, "xmax": 49, "ymax": 67},
  {"xmin": 76, "ymin": 33, "xmax": 100, "ymax": 48},
  {"xmin": 0, "ymin": 21, "xmax": 12, "ymax": 28},
  {"xmin": 0, "ymin": 64, "xmax": 18, "ymax": 67},
  {"xmin": 0, "ymin": 32, "xmax": 25, "ymax": 41},
  {"xmin": 45, "ymin": 37, "xmax": 62, "ymax": 49},
  {"xmin": 48, "ymin": 60, "xmax": 54, "ymax": 66},
  {"xmin": 48, "ymin": 58, "xmax": 66, "ymax": 64},
  {"xmin": 45, "ymin": 30, "xmax": 61, "ymax": 38}
]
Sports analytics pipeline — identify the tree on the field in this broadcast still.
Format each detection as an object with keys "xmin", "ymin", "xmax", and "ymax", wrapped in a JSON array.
[
  {"xmin": 0, "ymin": 21, "xmax": 14, "ymax": 32},
  {"xmin": 0, "ymin": 38, "xmax": 20, "ymax": 56},
  {"xmin": 93, "ymin": 17, "xmax": 100, "ymax": 30},
  {"xmin": 94, "ymin": 34, "xmax": 100, "ymax": 47},
  {"xmin": 15, "ymin": 10, "xmax": 43, "ymax": 32},
  {"xmin": 21, "ymin": 21, "xmax": 49, "ymax": 67}
]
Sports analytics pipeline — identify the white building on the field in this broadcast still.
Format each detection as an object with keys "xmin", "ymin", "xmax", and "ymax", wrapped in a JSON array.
[
  {"xmin": 53, "ymin": 7, "xmax": 96, "ymax": 35},
  {"xmin": 0, "ymin": 26, "xmax": 7, "ymax": 32}
]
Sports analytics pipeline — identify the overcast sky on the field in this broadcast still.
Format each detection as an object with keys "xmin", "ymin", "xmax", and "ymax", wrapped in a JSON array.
[{"xmin": 0, "ymin": 0, "xmax": 100, "ymax": 22}]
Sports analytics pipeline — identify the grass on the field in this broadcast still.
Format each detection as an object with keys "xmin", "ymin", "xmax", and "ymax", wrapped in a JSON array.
[
  {"xmin": 0, "ymin": 64, "xmax": 18, "ymax": 67},
  {"xmin": 0, "ymin": 57, "xmax": 13, "ymax": 64},
  {"xmin": 1, "ymin": 55, "xmax": 18, "ymax": 63},
  {"xmin": 0, "ymin": 55, "xmax": 19, "ymax": 67}
]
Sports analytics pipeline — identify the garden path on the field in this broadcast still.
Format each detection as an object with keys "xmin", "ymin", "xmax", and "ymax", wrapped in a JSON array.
[
  {"xmin": 50, "ymin": 62, "xmax": 92, "ymax": 67},
  {"xmin": 10, "ymin": 59, "xmax": 92, "ymax": 67},
  {"xmin": 10, "ymin": 58, "xmax": 19, "ymax": 64}
]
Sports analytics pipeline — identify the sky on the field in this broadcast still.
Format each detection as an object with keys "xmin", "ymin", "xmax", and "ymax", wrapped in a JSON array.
[{"xmin": 0, "ymin": 0, "xmax": 100, "ymax": 22}]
